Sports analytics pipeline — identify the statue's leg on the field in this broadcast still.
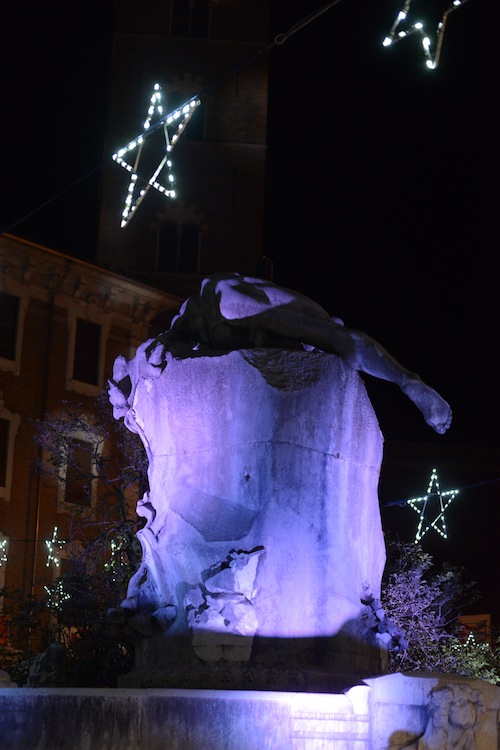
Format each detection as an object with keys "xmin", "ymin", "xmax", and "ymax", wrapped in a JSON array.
[
  {"xmin": 315, "ymin": 322, "xmax": 452, "ymax": 434},
  {"xmin": 243, "ymin": 308, "xmax": 452, "ymax": 434}
]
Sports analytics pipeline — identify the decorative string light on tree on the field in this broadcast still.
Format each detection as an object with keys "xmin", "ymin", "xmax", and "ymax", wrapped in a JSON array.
[
  {"xmin": 382, "ymin": 0, "xmax": 469, "ymax": 69},
  {"xmin": 0, "ymin": 539, "xmax": 7, "ymax": 568},
  {"xmin": 45, "ymin": 526, "xmax": 65, "ymax": 568},
  {"xmin": 112, "ymin": 83, "xmax": 201, "ymax": 228},
  {"xmin": 44, "ymin": 526, "xmax": 69, "ymax": 609},
  {"xmin": 104, "ymin": 534, "xmax": 128, "ymax": 583},
  {"xmin": 407, "ymin": 468, "xmax": 459, "ymax": 542},
  {"xmin": 44, "ymin": 579, "xmax": 71, "ymax": 611}
]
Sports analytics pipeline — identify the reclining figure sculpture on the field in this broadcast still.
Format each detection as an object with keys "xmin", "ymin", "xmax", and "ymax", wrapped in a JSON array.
[{"xmin": 139, "ymin": 271, "xmax": 452, "ymax": 435}]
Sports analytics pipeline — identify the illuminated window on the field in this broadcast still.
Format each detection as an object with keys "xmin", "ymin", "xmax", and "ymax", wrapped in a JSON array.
[
  {"xmin": 0, "ymin": 292, "xmax": 19, "ymax": 361},
  {"xmin": 158, "ymin": 220, "xmax": 200, "ymax": 273}
]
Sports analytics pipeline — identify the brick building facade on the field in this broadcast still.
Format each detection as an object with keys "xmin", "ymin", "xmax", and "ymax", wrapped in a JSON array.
[
  {"xmin": 0, "ymin": 0, "xmax": 273, "ymax": 657},
  {"xmin": 0, "ymin": 233, "xmax": 180, "ymax": 646}
]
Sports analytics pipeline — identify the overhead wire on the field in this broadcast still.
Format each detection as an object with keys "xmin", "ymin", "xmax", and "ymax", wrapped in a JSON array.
[
  {"xmin": 383, "ymin": 476, "xmax": 500, "ymax": 508},
  {"xmin": 0, "ymin": 0, "xmax": 343, "ymax": 237}
]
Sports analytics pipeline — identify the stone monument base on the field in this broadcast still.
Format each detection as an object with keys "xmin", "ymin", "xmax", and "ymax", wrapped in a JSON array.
[
  {"xmin": 110, "ymin": 349, "xmax": 387, "ymax": 687},
  {"xmin": 2, "ymin": 673, "xmax": 498, "ymax": 749},
  {"xmin": 118, "ymin": 631, "xmax": 384, "ymax": 693}
]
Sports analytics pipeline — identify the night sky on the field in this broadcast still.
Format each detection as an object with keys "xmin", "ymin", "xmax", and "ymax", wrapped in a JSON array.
[{"xmin": 2, "ymin": 1, "xmax": 499, "ymax": 618}]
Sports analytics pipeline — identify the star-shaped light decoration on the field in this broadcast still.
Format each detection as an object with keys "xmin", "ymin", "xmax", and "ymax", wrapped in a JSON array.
[
  {"xmin": 0, "ymin": 538, "xmax": 7, "ymax": 568},
  {"xmin": 112, "ymin": 83, "xmax": 201, "ymax": 228},
  {"xmin": 382, "ymin": 0, "xmax": 469, "ymax": 70},
  {"xmin": 45, "ymin": 525, "xmax": 65, "ymax": 568},
  {"xmin": 407, "ymin": 468, "xmax": 459, "ymax": 542}
]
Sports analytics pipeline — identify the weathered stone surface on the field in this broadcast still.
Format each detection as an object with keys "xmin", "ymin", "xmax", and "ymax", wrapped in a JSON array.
[
  {"xmin": 111, "ymin": 346, "xmax": 386, "ymax": 686},
  {"xmin": 2, "ymin": 675, "xmax": 499, "ymax": 749},
  {"xmin": 367, "ymin": 672, "xmax": 500, "ymax": 750}
]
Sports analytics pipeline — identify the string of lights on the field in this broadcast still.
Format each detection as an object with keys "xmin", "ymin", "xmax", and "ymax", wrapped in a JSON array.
[
  {"xmin": 0, "ymin": 539, "xmax": 7, "ymax": 568},
  {"xmin": 384, "ymin": 472, "xmax": 500, "ymax": 544},
  {"xmin": 103, "ymin": 534, "xmax": 128, "ymax": 582},
  {"xmin": 44, "ymin": 579, "xmax": 71, "ymax": 610},
  {"xmin": 113, "ymin": 84, "xmax": 201, "ymax": 228},
  {"xmin": 382, "ymin": 0, "xmax": 469, "ymax": 70},
  {"xmin": 0, "ymin": 471, "xmax": 497, "ymax": 575},
  {"xmin": 383, "ymin": 475, "xmax": 500, "ymax": 509},
  {"xmin": 1, "ymin": 532, "xmax": 132, "ymax": 579},
  {"xmin": 3, "ymin": 3, "xmax": 334, "ymax": 235},
  {"xmin": 45, "ymin": 526, "xmax": 65, "ymax": 568},
  {"xmin": 405, "ymin": 468, "xmax": 459, "ymax": 542},
  {"xmin": 0, "ymin": 0, "xmax": 472, "ymax": 235},
  {"xmin": 112, "ymin": 1, "xmax": 343, "ymax": 227},
  {"xmin": 0, "ymin": 166, "xmax": 102, "ymax": 236}
]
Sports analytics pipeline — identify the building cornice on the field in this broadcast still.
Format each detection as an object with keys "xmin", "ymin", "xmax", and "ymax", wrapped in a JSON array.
[{"xmin": 0, "ymin": 233, "xmax": 182, "ymax": 328}]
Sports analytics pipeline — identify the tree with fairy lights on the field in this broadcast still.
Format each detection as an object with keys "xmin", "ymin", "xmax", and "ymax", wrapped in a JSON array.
[
  {"xmin": 0, "ymin": 391, "xmax": 148, "ymax": 687},
  {"xmin": 380, "ymin": 539, "xmax": 500, "ymax": 684}
]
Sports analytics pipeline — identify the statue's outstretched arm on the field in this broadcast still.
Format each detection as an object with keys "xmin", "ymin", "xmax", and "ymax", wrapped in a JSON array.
[{"xmin": 147, "ymin": 273, "xmax": 452, "ymax": 434}]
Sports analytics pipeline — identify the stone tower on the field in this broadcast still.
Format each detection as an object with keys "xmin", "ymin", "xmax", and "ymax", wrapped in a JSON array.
[{"xmin": 96, "ymin": 0, "xmax": 271, "ymax": 298}]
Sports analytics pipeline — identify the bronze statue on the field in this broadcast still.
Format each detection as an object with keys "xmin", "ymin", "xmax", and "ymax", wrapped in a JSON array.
[{"xmin": 144, "ymin": 272, "xmax": 452, "ymax": 435}]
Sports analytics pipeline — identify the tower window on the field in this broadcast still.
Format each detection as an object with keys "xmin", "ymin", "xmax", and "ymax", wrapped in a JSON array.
[
  {"xmin": 179, "ymin": 222, "xmax": 200, "ymax": 272},
  {"xmin": 158, "ymin": 221, "xmax": 179, "ymax": 272},
  {"xmin": 171, "ymin": 0, "xmax": 211, "ymax": 38},
  {"xmin": 158, "ymin": 220, "xmax": 201, "ymax": 273}
]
